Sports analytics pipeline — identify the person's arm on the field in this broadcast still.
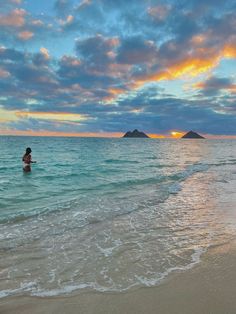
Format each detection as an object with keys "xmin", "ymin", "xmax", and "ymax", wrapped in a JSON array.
[{"xmin": 30, "ymin": 155, "xmax": 37, "ymax": 163}]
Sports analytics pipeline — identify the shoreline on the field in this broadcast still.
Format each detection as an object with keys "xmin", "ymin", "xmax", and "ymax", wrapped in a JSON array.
[{"xmin": 1, "ymin": 240, "xmax": 236, "ymax": 314}]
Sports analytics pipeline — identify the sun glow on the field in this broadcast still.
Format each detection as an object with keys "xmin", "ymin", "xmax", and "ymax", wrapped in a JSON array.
[{"xmin": 171, "ymin": 131, "xmax": 184, "ymax": 138}]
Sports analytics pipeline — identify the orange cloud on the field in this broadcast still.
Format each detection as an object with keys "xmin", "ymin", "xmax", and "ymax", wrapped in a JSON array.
[
  {"xmin": 106, "ymin": 40, "xmax": 233, "ymax": 102},
  {"xmin": 122, "ymin": 43, "xmax": 236, "ymax": 94},
  {"xmin": 103, "ymin": 87, "xmax": 127, "ymax": 102},
  {"xmin": 0, "ymin": 9, "xmax": 26, "ymax": 27},
  {"xmin": 223, "ymin": 44, "xmax": 236, "ymax": 58},
  {"xmin": 228, "ymin": 85, "xmax": 236, "ymax": 93},
  {"xmin": 134, "ymin": 56, "xmax": 220, "ymax": 89},
  {"xmin": 40, "ymin": 47, "xmax": 50, "ymax": 60},
  {"xmin": 18, "ymin": 31, "xmax": 34, "ymax": 40},
  {"xmin": 0, "ymin": 109, "xmax": 90, "ymax": 125},
  {"xmin": 0, "ymin": 129, "xmax": 124, "ymax": 138},
  {"xmin": 15, "ymin": 111, "xmax": 89, "ymax": 122},
  {"xmin": 109, "ymin": 87, "xmax": 127, "ymax": 94}
]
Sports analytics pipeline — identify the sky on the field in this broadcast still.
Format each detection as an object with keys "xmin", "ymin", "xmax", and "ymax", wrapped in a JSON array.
[{"xmin": 0, "ymin": 0, "xmax": 235, "ymax": 138}]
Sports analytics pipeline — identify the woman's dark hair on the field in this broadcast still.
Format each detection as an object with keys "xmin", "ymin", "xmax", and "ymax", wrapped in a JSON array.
[{"xmin": 26, "ymin": 147, "xmax": 32, "ymax": 155}]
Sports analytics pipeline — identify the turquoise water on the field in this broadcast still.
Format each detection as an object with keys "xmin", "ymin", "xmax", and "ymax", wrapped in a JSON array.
[{"xmin": 0, "ymin": 137, "xmax": 236, "ymax": 297}]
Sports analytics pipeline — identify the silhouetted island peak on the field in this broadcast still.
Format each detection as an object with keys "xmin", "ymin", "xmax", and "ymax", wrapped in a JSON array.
[
  {"xmin": 182, "ymin": 131, "xmax": 205, "ymax": 139},
  {"xmin": 123, "ymin": 129, "xmax": 149, "ymax": 138}
]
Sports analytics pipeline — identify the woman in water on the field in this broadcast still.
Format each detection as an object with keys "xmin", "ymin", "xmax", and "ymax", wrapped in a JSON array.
[{"xmin": 22, "ymin": 147, "xmax": 36, "ymax": 172}]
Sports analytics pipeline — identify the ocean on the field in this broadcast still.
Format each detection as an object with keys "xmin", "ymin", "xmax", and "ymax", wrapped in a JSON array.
[{"xmin": 0, "ymin": 136, "xmax": 236, "ymax": 298}]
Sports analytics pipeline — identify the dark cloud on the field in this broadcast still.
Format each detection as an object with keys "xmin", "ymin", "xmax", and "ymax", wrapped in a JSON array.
[
  {"xmin": 196, "ymin": 76, "xmax": 236, "ymax": 96},
  {"xmin": 75, "ymin": 34, "xmax": 118, "ymax": 68},
  {"xmin": 32, "ymin": 54, "xmax": 50, "ymax": 67},
  {"xmin": 0, "ymin": 47, "xmax": 26, "ymax": 62},
  {"xmin": 57, "ymin": 55, "xmax": 117, "ymax": 89},
  {"xmin": 116, "ymin": 36, "xmax": 158, "ymax": 65}
]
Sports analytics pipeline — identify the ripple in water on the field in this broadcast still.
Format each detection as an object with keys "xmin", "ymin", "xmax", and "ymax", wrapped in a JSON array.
[{"xmin": 0, "ymin": 137, "xmax": 236, "ymax": 298}]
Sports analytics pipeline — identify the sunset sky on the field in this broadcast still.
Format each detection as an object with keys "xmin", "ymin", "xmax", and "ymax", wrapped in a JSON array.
[{"xmin": 0, "ymin": 0, "xmax": 235, "ymax": 137}]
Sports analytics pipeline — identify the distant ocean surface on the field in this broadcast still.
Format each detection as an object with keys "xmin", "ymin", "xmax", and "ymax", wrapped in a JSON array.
[{"xmin": 0, "ymin": 136, "xmax": 236, "ymax": 298}]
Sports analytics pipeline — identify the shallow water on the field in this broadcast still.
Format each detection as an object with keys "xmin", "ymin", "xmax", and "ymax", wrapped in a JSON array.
[{"xmin": 0, "ymin": 137, "xmax": 236, "ymax": 297}]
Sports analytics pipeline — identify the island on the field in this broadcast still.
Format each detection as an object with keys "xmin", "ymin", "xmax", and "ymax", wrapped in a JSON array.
[
  {"xmin": 123, "ymin": 129, "xmax": 149, "ymax": 138},
  {"xmin": 182, "ymin": 130, "xmax": 205, "ymax": 139}
]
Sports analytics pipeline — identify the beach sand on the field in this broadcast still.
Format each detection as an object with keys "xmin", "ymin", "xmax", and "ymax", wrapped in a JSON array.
[{"xmin": 1, "ymin": 241, "xmax": 236, "ymax": 314}]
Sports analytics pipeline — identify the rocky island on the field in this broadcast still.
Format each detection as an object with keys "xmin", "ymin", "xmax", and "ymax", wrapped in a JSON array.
[
  {"xmin": 123, "ymin": 129, "xmax": 149, "ymax": 138},
  {"xmin": 182, "ymin": 131, "xmax": 205, "ymax": 139}
]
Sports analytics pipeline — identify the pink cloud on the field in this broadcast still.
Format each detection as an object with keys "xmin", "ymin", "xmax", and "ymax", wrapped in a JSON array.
[
  {"xmin": 0, "ymin": 9, "xmax": 26, "ymax": 27},
  {"xmin": 18, "ymin": 30, "xmax": 34, "ymax": 40}
]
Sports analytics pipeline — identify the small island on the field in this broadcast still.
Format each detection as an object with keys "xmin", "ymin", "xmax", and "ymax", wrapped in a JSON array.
[
  {"xmin": 123, "ymin": 129, "xmax": 149, "ymax": 138},
  {"xmin": 182, "ymin": 131, "xmax": 205, "ymax": 139}
]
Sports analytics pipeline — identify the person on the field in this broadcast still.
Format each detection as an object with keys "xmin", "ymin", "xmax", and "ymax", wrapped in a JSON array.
[{"xmin": 22, "ymin": 147, "xmax": 36, "ymax": 172}]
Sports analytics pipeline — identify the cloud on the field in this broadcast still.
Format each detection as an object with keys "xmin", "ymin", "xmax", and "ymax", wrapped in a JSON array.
[
  {"xmin": 18, "ymin": 30, "xmax": 34, "ymax": 40},
  {"xmin": 0, "ymin": 6, "xmax": 53, "ymax": 45},
  {"xmin": 15, "ymin": 111, "xmax": 89, "ymax": 122},
  {"xmin": 0, "ymin": 46, "xmax": 26, "ymax": 62},
  {"xmin": 116, "ymin": 36, "xmax": 158, "ymax": 64},
  {"xmin": 59, "ymin": 14, "xmax": 74, "ymax": 26},
  {"xmin": 129, "ymin": 42, "xmax": 236, "ymax": 91},
  {"xmin": 0, "ymin": 107, "xmax": 18, "ymax": 123},
  {"xmin": 0, "ymin": 8, "xmax": 26, "ymax": 27},
  {"xmin": 58, "ymin": 14, "xmax": 82, "ymax": 32},
  {"xmin": 194, "ymin": 76, "xmax": 236, "ymax": 95},
  {"xmin": 147, "ymin": 5, "xmax": 171, "ymax": 22},
  {"xmin": 40, "ymin": 47, "xmax": 50, "ymax": 60},
  {"xmin": 75, "ymin": 34, "xmax": 119, "ymax": 67}
]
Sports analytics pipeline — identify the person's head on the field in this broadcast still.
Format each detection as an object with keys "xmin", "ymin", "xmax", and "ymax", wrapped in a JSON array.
[{"xmin": 26, "ymin": 147, "xmax": 32, "ymax": 155}]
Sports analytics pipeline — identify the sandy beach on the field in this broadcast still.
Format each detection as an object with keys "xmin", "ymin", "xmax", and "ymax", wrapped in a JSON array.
[{"xmin": 1, "ymin": 240, "xmax": 236, "ymax": 314}]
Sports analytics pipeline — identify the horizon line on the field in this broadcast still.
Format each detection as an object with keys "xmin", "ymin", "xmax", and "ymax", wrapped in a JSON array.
[{"xmin": 0, "ymin": 130, "xmax": 236, "ymax": 139}]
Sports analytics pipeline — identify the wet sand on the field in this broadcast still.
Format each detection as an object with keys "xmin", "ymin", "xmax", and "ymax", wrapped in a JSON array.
[{"xmin": 1, "ymin": 241, "xmax": 236, "ymax": 314}]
